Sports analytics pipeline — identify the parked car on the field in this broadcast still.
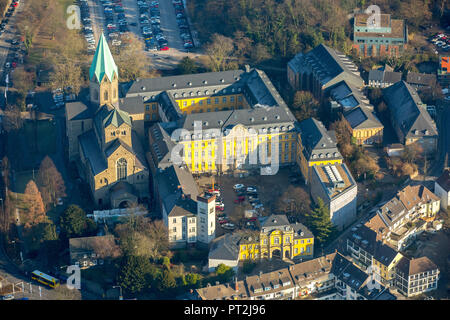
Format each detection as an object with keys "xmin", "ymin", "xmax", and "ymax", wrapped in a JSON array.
[
  {"xmin": 233, "ymin": 183, "xmax": 245, "ymax": 191},
  {"xmin": 222, "ymin": 223, "xmax": 235, "ymax": 230},
  {"xmin": 1, "ymin": 294, "xmax": 14, "ymax": 300}
]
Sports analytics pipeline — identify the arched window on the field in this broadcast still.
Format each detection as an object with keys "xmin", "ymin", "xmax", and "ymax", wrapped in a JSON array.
[
  {"xmin": 117, "ymin": 158, "xmax": 127, "ymax": 181},
  {"xmin": 113, "ymin": 89, "xmax": 117, "ymax": 99},
  {"xmin": 104, "ymin": 90, "xmax": 108, "ymax": 101}
]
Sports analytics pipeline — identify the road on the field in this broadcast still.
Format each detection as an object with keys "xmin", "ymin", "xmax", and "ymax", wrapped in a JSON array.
[{"xmin": 0, "ymin": 0, "xmax": 26, "ymax": 83}]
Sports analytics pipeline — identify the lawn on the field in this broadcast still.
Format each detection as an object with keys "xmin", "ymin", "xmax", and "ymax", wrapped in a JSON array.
[
  {"xmin": 14, "ymin": 170, "xmax": 35, "ymax": 193},
  {"xmin": 22, "ymin": 119, "xmax": 57, "ymax": 155}
]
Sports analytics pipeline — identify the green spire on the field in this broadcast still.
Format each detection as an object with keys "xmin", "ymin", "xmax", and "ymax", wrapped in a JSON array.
[{"xmin": 89, "ymin": 33, "xmax": 118, "ymax": 83}]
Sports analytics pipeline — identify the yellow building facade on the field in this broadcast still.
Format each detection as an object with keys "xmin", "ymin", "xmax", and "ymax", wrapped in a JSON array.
[{"xmin": 237, "ymin": 215, "xmax": 314, "ymax": 262}]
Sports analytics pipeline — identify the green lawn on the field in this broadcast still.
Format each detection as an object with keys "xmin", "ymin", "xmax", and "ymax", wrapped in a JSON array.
[
  {"xmin": 23, "ymin": 120, "xmax": 57, "ymax": 155},
  {"xmin": 14, "ymin": 170, "xmax": 35, "ymax": 194}
]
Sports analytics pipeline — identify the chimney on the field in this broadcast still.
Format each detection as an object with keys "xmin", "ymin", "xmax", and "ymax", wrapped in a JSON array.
[{"xmin": 244, "ymin": 64, "xmax": 251, "ymax": 73}]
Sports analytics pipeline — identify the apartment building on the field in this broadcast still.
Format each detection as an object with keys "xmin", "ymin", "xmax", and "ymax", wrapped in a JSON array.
[
  {"xmin": 197, "ymin": 251, "xmax": 397, "ymax": 300},
  {"xmin": 395, "ymin": 256, "xmax": 440, "ymax": 297}
]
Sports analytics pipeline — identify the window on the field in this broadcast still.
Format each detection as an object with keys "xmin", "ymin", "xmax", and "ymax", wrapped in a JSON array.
[
  {"xmin": 173, "ymin": 218, "xmax": 176, "ymax": 223},
  {"xmin": 116, "ymin": 158, "xmax": 127, "ymax": 181},
  {"xmin": 199, "ymin": 100, "xmax": 203, "ymax": 105},
  {"xmin": 173, "ymin": 227, "xmax": 176, "ymax": 232},
  {"xmin": 183, "ymin": 101, "xmax": 187, "ymax": 107},
  {"xmin": 113, "ymin": 89, "xmax": 117, "ymax": 99},
  {"xmin": 294, "ymin": 248, "xmax": 298, "ymax": 254},
  {"xmin": 152, "ymin": 104, "xmax": 157, "ymax": 110},
  {"xmin": 222, "ymin": 97, "xmax": 227, "ymax": 103},
  {"xmin": 215, "ymin": 98, "xmax": 219, "ymax": 104},
  {"xmin": 104, "ymin": 90, "xmax": 108, "ymax": 101},
  {"xmin": 274, "ymin": 237, "xmax": 279, "ymax": 244},
  {"xmin": 238, "ymin": 96, "xmax": 243, "ymax": 102},
  {"xmin": 264, "ymin": 239, "xmax": 268, "ymax": 245},
  {"xmin": 207, "ymin": 99, "xmax": 211, "ymax": 105},
  {"xmin": 230, "ymin": 96, "xmax": 235, "ymax": 102}
]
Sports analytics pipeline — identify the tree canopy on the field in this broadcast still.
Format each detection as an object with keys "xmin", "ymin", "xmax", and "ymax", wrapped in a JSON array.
[{"xmin": 59, "ymin": 204, "xmax": 96, "ymax": 238}]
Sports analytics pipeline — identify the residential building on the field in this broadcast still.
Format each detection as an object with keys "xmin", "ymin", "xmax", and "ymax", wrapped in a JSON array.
[
  {"xmin": 198, "ymin": 250, "xmax": 397, "ymax": 300},
  {"xmin": 69, "ymin": 235, "xmax": 120, "ymax": 269},
  {"xmin": 287, "ymin": 44, "xmax": 363, "ymax": 100},
  {"xmin": 309, "ymin": 163, "xmax": 357, "ymax": 230},
  {"xmin": 437, "ymin": 56, "xmax": 450, "ymax": 87},
  {"xmin": 395, "ymin": 256, "xmax": 440, "ymax": 297},
  {"xmin": 406, "ymin": 71, "xmax": 437, "ymax": 91},
  {"xmin": 288, "ymin": 253, "xmax": 336, "ymax": 298},
  {"xmin": 297, "ymin": 118, "xmax": 343, "ymax": 183},
  {"xmin": 364, "ymin": 184, "xmax": 440, "ymax": 250},
  {"xmin": 435, "ymin": 169, "xmax": 450, "ymax": 211},
  {"xmin": 196, "ymin": 278, "xmax": 249, "ymax": 300},
  {"xmin": 352, "ymin": 13, "xmax": 408, "ymax": 57},
  {"xmin": 65, "ymin": 34, "xmax": 149, "ymax": 209},
  {"xmin": 244, "ymin": 268, "xmax": 296, "ymax": 300},
  {"xmin": 368, "ymin": 65, "xmax": 402, "ymax": 88},
  {"xmin": 383, "ymin": 81, "xmax": 438, "ymax": 154}
]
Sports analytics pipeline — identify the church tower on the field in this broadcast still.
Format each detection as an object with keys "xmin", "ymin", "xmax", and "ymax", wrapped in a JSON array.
[{"xmin": 89, "ymin": 33, "xmax": 119, "ymax": 107}]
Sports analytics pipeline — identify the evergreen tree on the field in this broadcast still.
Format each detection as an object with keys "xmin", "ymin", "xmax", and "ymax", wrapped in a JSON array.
[
  {"xmin": 60, "ymin": 204, "xmax": 96, "ymax": 238},
  {"xmin": 305, "ymin": 197, "xmax": 336, "ymax": 245},
  {"xmin": 157, "ymin": 269, "xmax": 176, "ymax": 292},
  {"xmin": 177, "ymin": 56, "xmax": 198, "ymax": 74},
  {"xmin": 215, "ymin": 264, "xmax": 235, "ymax": 283},
  {"xmin": 117, "ymin": 255, "xmax": 152, "ymax": 295}
]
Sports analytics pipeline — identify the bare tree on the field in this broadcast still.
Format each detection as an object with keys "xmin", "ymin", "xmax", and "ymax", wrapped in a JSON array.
[{"xmin": 205, "ymin": 34, "xmax": 235, "ymax": 72}]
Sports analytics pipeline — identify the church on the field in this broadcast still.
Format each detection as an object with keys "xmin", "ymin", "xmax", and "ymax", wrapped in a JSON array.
[{"xmin": 65, "ymin": 33, "xmax": 149, "ymax": 209}]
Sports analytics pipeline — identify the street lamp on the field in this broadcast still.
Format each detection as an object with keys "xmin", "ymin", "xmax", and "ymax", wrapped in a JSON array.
[{"xmin": 113, "ymin": 285, "xmax": 123, "ymax": 300}]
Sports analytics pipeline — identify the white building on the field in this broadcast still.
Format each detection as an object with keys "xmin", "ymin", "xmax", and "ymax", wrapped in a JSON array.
[
  {"xmin": 309, "ymin": 163, "xmax": 357, "ymax": 230},
  {"xmin": 435, "ymin": 169, "xmax": 450, "ymax": 212}
]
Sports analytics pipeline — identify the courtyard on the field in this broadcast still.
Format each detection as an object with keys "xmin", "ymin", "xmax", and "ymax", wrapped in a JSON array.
[{"xmin": 195, "ymin": 165, "xmax": 308, "ymax": 237}]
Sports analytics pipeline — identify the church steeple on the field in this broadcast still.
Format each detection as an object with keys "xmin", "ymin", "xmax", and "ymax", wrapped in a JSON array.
[{"xmin": 89, "ymin": 33, "xmax": 119, "ymax": 107}]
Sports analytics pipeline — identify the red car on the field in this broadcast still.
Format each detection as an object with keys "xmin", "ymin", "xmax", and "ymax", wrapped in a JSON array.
[
  {"xmin": 159, "ymin": 46, "xmax": 169, "ymax": 51},
  {"xmin": 12, "ymin": 2, "xmax": 18, "ymax": 7},
  {"xmin": 234, "ymin": 196, "xmax": 245, "ymax": 204},
  {"xmin": 249, "ymin": 217, "xmax": 257, "ymax": 222},
  {"xmin": 218, "ymin": 219, "xmax": 228, "ymax": 225},
  {"xmin": 216, "ymin": 206, "xmax": 224, "ymax": 211}
]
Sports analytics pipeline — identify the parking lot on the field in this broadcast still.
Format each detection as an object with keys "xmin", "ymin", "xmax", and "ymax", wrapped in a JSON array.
[{"xmin": 196, "ymin": 166, "xmax": 305, "ymax": 237}]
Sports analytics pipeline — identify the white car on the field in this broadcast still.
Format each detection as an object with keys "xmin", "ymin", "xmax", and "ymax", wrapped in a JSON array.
[
  {"xmin": 57, "ymin": 198, "xmax": 63, "ymax": 205},
  {"xmin": 233, "ymin": 184, "xmax": 244, "ymax": 190},
  {"xmin": 111, "ymin": 40, "xmax": 122, "ymax": 46},
  {"xmin": 246, "ymin": 186, "xmax": 257, "ymax": 193}
]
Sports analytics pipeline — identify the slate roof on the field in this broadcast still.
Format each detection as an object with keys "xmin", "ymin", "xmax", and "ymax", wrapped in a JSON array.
[
  {"xmin": 208, "ymin": 233, "xmax": 241, "ymax": 261},
  {"xmin": 377, "ymin": 196, "xmax": 407, "ymax": 229},
  {"xmin": 79, "ymin": 130, "xmax": 107, "ymax": 175},
  {"xmin": 156, "ymin": 164, "xmax": 200, "ymax": 215},
  {"xmin": 368, "ymin": 69, "xmax": 402, "ymax": 85},
  {"xmin": 196, "ymin": 278, "xmax": 249, "ymax": 300},
  {"xmin": 331, "ymin": 252, "xmax": 368, "ymax": 291},
  {"xmin": 147, "ymin": 122, "xmax": 177, "ymax": 171},
  {"xmin": 69, "ymin": 235, "xmax": 117, "ymax": 260},
  {"xmin": 124, "ymin": 70, "xmax": 245, "ymax": 96},
  {"xmin": 383, "ymin": 81, "xmax": 438, "ymax": 140},
  {"xmin": 66, "ymin": 101, "xmax": 92, "ymax": 121},
  {"xmin": 288, "ymin": 44, "xmax": 363, "ymax": 89},
  {"xmin": 176, "ymin": 107, "xmax": 296, "ymax": 136},
  {"xmin": 89, "ymin": 33, "xmax": 118, "ymax": 83},
  {"xmin": 118, "ymin": 96, "xmax": 146, "ymax": 115},
  {"xmin": 104, "ymin": 108, "xmax": 132, "ymax": 128},
  {"xmin": 345, "ymin": 106, "xmax": 383, "ymax": 130},
  {"xmin": 299, "ymin": 118, "xmax": 342, "ymax": 162},
  {"xmin": 436, "ymin": 169, "xmax": 450, "ymax": 192},
  {"xmin": 348, "ymin": 224, "xmax": 379, "ymax": 256},
  {"xmin": 261, "ymin": 214, "xmax": 290, "ymax": 229},
  {"xmin": 373, "ymin": 242, "xmax": 399, "ymax": 266},
  {"xmin": 168, "ymin": 196, "xmax": 197, "ymax": 217},
  {"xmin": 292, "ymin": 222, "xmax": 314, "ymax": 239},
  {"xmin": 406, "ymin": 72, "xmax": 437, "ymax": 87}
]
